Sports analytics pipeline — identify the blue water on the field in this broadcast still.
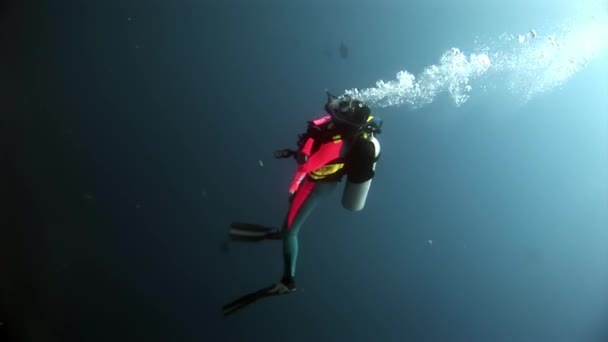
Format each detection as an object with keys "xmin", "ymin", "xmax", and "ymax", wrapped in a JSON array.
[{"xmin": 2, "ymin": 0, "xmax": 607, "ymax": 341}]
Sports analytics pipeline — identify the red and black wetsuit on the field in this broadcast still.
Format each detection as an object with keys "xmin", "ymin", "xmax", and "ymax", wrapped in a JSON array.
[{"xmin": 281, "ymin": 115, "xmax": 354, "ymax": 280}]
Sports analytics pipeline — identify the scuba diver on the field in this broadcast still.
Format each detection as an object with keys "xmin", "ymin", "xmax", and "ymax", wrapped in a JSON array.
[{"xmin": 223, "ymin": 92, "xmax": 382, "ymax": 316}]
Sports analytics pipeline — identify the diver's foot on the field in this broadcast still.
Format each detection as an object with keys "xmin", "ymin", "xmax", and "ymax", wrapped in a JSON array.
[
  {"xmin": 281, "ymin": 275, "xmax": 297, "ymax": 292},
  {"xmin": 267, "ymin": 275, "xmax": 296, "ymax": 295}
]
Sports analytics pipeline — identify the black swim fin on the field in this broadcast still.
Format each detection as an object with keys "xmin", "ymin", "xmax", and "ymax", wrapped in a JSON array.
[
  {"xmin": 229, "ymin": 222, "xmax": 282, "ymax": 241},
  {"xmin": 222, "ymin": 282, "xmax": 294, "ymax": 317}
]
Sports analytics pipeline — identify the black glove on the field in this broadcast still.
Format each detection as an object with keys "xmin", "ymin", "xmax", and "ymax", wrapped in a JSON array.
[
  {"xmin": 274, "ymin": 149, "xmax": 296, "ymax": 159},
  {"xmin": 295, "ymin": 151, "xmax": 308, "ymax": 164}
]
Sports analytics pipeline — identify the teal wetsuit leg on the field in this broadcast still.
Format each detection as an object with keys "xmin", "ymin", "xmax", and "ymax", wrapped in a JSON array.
[{"xmin": 282, "ymin": 180, "xmax": 338, "ymax": 279}]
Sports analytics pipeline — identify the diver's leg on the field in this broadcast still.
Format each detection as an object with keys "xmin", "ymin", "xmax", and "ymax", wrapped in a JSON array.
[{"xmin": 281, "ymin": 179, "xmax": 337, "ymax": 282}]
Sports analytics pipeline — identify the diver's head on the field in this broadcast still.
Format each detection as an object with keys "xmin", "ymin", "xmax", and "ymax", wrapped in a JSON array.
[{"xmin": 327, "ymin": 95, "xmax": 371, "ymax": 127}]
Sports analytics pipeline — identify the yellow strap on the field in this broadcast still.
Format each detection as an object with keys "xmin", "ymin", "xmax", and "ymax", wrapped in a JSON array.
[{"xmin": 309, "ymin": 163, "xmax": 345, "ymax": 179}]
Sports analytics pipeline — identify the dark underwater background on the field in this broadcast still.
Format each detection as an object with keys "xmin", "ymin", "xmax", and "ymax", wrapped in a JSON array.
[{"xmin": 1, "ymin": 0, "xmax": 607, "ymax": 341}]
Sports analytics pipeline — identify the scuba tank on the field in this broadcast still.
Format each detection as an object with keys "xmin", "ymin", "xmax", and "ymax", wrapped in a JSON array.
[
  {"xmin": 325, "ymin": 90, "xmax": 382, "ymax": 211},
  {"xmin": 341, "ymin": 133, "xmax": 381, "ymax": 211}
]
